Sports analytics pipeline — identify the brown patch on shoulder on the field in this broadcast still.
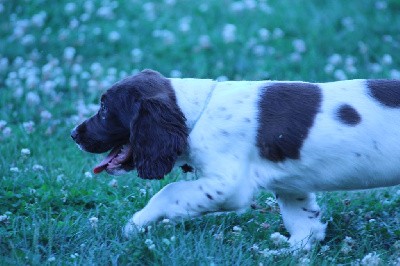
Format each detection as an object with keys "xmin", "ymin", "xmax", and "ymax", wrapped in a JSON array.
[{"xmin": 257, "ymin": 82, "xmax": 322, "ymax": 162}]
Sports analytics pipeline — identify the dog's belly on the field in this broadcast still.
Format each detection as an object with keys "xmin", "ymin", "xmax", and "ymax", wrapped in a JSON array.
[{"xmin": 255, "ymin": 154, "xmax": 400, "ymax": 194}]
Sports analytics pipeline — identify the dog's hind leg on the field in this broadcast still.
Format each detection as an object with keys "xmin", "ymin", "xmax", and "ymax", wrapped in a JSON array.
[{"xmin": 276, "ymin": 192, "xmax": 327, "ymax": 250}]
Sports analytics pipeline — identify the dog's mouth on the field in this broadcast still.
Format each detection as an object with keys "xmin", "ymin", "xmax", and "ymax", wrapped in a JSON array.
[{"xmin": 93, "ymin": 144, "xmax": 133, "ymax": 174}]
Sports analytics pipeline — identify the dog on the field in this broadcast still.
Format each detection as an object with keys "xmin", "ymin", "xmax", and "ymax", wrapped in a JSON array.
[{"xmin": 71, "ymin": 69, "xmax": 400, "ymax": 249}]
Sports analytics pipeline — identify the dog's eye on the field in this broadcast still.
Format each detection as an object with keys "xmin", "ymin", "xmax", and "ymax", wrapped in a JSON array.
[{"xmin": 100, "ymin": 102, "xmax": 108, "ymax": 120}]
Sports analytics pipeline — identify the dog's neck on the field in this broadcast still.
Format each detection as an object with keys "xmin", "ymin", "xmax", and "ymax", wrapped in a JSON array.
[{"xmin": 169, "ymin": 78, "xmax": 217, "ymax": 132}]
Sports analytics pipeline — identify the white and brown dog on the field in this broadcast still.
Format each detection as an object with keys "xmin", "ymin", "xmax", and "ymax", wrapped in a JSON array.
[{"xmin": 71, "ymin": 69, "xmax": 400, "ymax": 249}]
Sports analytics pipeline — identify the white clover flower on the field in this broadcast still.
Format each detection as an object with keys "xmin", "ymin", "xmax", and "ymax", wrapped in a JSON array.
[
  {"xmin": 265, "ymin": 196, "xmax": 277, "ymax": 207},
  {"xmin": 292, "ymin": 39, "xmax": 306, "ymax": 53},
  {"xmin": 370, "ymin": 63, "xmax": 383, "ymax": 73},
  {"xmin": 328, "ymin": 54, "xmax": 342, "ymax": 65},
  {"xmin": 84, "ymin": 0, "xmax": 94, "ymax": 13},
  {"xmin": 289, "ymin": 52, "xmax": 302, "ymax": 63},
  {"xmin": 26, "ymin": 75, "xmax": 39, "ymax": 89},
  {"xmin": 90, "ymin": 62, "xmax": 103, "ymax": 76},
  {"xmin": 161, "ymin": 30, "xmax": 175, "ymax": 45},
  {"xmin": 260, "ymin": 248, "xmax": 289, "ymax": 257},
  {"xmin": 320, "ymin": 245, "xmax": 330, "ymax": 252},
  {"xmin": 298, "ymin": 257, "xmax": 311, "ymax": 266},
  {"xmin": 63, "ymin": 46, "xmax": 76, "ymax": 61},
  {"xmin": 232, "ymin": 225, "xmax": 242, "ymax": 232},
  {"xmin": 222, "ymin": 24, "xmax": 236, "ymax": 43},
  {"xmin": 244, "ymin": 0, "xmax": 257, "ymax": 9},
  {"xmin": 21, "ymin": 34, "xmax": 35, "ymax": 46},
  {"xmin": 21, "ymin": 148, "xmax": 31, "ymax": 156},
  {"xmin": 0, "ymin": 120, "xmax": 7, "ymax": 130},
  {"xmin": 108, "ymin": 179, "xmax": 118, "ymax": 187},
  {"xmin": 33, "ymin": 164, "xmax": 44, "ymax": 171},
  {"xmin": 143, "ymin": 3, "xmax": 156, "ymax": 21},
  {"xmin": 375, "ymin": 1, "xmax": 387, "ymax": 10},
  {"xmin": 361, "ymin": 252, "xmax": 381, "ymax": 266},
  {"xmin": 47, "ymin": 256, "xmax": 56, "ymax": 262},
  {"xmin": 340, "ymin": 236, "xmax": 354, "ymax": 254},
  {"xmin": 72, "ymin": 63, "xmax": 83, "ymax": 74},
  {"xmin": 139, "ymin": 188, "xmax": 146, "ymax": 195},
  {"xmin": 10, "ymin": 167, "xmax": 19, "ymax": 173},
  {"xmin": 382, "ymin": 54, "xmax": 392, "ymax": 65},
  {"xmin": 170, "ymin": 70, "xmax": 182, "ymax": 78},
  {"xmin": 334, "ymin": 69, "xmax": 347, "ymax": 80},
  {"xmin": 270, "ymin": 232, "xmax": 288, "ymax": 246},
  {"xmin": 216, "ymin": 76, "xmax": 228, "ymax": 82},
  {"xmin": 179, "ymin": 17, "xmax": 191, "ymax": 32},
  {"xmin": 162, "ymin": 238, "xmax": 170, "ymax": 245},
  {"xmin": 3, "ymin": 127, "xmax": 12, "ymax": 138},
  {"xmin": 70, "ymin": 253, "xmax": 79, "ymax": 259},
  {"xmin": 93, "ymin": 27, "xmax": 102, "ymax": 36},
  {"xmin": 345, "ymin": 64, "xmax": 357, "ymax": 74},
  {"xmin": 23, "ymin": 121, "xmax": 35, "ymax": 134},
  {"xmin": 97, "ymin": 6, "xmax": 114, "ymax": 19},
  {"xmin": 230, "ymin": 2, "xmax": 245, "ymax": 12},
  {"xmin": 40, "ymin": 110, "xmax": 52, "ymax": 121},
  {"xmin": 84, "ymin": 171, "xmax": 93, "ymax": 178},
  {"xmin": 145, "ymin": 239, "xmax": 153, "ymax": 246},
  {"xmin": 251, "ymin": 244, "xmax": 259, "ymax": 251},
  {"xmin": 64, "ymin": 2, "xmax": 77, "ymax": 14},
  {"xmin": 198, "ymin": 35, "xmax": 211, "ymax": 49},
  {"xmin": 390, "ymin": 69, "xmax": 400, "ymax": 79},
  {"xmin": 383, "ymin": 35, "xmax": 393, "ymax": 42},
  {"xmin": 253, "ymin": 45, "xmax": 266, "ymax": 57},
  {"xmin": 26, "ymin": 92, "xmax": 41, "ymax": 106},
  {"xmin": 0, "ymin": 214, "xmax": 8, "ymax": 222},
  {"xmin": 162, "ymin": 218, "xmax": 170, "ymax": 223},
  {"xmin": 131, "ymin": 48, "xmax": 143, "ymax": 63},
  {"xmin": 170, "ymin": 236, "xmax": 176, "ymax": 242},
  {"xmin": 0, "ymin": 58, "xmax": 9, "ymax": 72},
  {"xmin": 272, "ymin": 28, "xmax": 284, "ymax": 39},
  {"xmin": 89, "ymin": 217, "xmax": 98, "ymax": 228},
  {"xmin": 341, "ymin": 17, "xmax": 354, "ymax": 31},
  {"xmin": 80, "ymin": 13, "xmax": 90, "ymax": 22},
  {"xmin": 258, "ymin": 28, "xmax": 270, "ymax": 41},
  {"xmin": 31, "ymin": 11, "xmax": 47, "ymax": 27},
  {"xmin": 108, "ymin": 31, "xmax": 121, "ymax": 42},
  {"xmin": 42, "ymin": 80, "xmax": 56, "ymax": 96}
]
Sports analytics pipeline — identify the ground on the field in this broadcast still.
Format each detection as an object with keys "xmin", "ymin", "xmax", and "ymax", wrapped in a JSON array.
[{"xmin": 0, "ymin": 0, "xmax": 399, "ymax": 265}]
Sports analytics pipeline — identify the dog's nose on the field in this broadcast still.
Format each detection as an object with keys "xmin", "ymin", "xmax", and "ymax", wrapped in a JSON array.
[{"xmin": 71, "ymin": 129, "xmax": 78, "ymax": 140}]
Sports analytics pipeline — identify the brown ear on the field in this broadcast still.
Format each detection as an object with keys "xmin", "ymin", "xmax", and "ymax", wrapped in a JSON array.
[{"xmin": 130, "ymin": 97, "xmax": 188, "ymax": 179}]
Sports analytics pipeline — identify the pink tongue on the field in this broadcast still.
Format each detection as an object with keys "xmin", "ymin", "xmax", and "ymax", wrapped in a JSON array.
[{"xmin": 93, "ymin": 146, "xmax": 122, "ymax": 174}]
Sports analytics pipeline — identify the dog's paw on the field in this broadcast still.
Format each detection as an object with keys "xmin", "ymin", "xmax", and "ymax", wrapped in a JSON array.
[
  {"xmin": 123, "ymin": 219, "xmax": 143, "ymax": 238},
  {"xmin": 288, "ymin": 222, "xmax": 327, "ymax": 251}
]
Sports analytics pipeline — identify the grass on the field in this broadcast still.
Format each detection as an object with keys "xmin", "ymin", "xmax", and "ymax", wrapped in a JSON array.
[{"xmin": 0, "ymin": 0, "xmax": 400, "ymax": 264}]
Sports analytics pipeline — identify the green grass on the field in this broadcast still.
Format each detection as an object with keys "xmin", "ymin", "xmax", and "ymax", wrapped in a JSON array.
[{"xmin": 1, "ymin": 0, "xmax": 400, "ymax": 264}]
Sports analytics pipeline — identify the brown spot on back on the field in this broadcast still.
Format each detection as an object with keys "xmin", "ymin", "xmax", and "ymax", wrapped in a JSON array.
[
  {"xmin": 337, "ymin": 104, "xmax": 361, "ymax": 126},
  {"xmin": 206, "ymin": 193, "xmax": 214, "ymax": 200}
]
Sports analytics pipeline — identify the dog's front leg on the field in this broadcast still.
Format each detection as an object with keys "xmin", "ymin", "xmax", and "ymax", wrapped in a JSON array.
[
  {"xmin": 276, "ymin": 192, "xmax": 327, "ymax": 250},
  {"xmin": 124, "ymin": 178, "xmax": 253, "ymax": 237}
]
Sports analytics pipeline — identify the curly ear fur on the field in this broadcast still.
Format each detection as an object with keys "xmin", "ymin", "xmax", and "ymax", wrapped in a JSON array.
[{"xmin": 130, "ymin": 97, "xmax": 188, "ymax": 179}]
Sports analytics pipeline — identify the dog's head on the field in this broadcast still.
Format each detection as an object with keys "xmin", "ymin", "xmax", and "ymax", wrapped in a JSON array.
[{"xmin": 71, "ymin": 69, "xmax": 188, "ymax": 179}]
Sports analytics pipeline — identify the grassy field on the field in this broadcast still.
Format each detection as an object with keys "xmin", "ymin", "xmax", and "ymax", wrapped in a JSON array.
[{"xmin": 1, "ymin": 0, "xmax": 400, "ymax": 265}]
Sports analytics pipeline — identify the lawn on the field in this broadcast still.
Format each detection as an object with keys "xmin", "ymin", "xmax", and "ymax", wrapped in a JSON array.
[{"xmin": 0, "ymin": 0, "xmax": 400, "ymax": 265}]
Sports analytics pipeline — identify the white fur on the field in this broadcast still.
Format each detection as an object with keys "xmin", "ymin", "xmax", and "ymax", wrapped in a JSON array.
[{"xmin": 124, "ymin": 78, "xmax": 400, "ymax": 249}]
